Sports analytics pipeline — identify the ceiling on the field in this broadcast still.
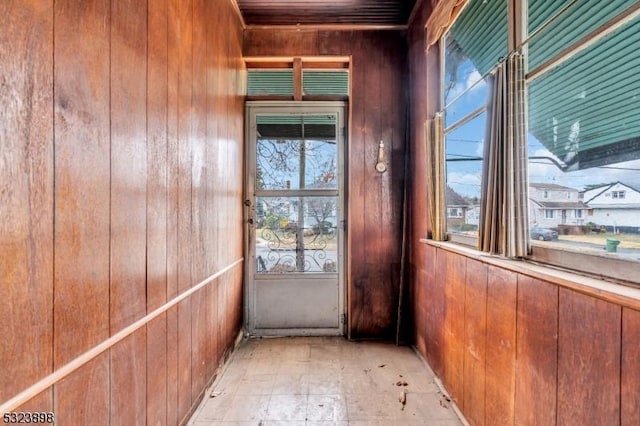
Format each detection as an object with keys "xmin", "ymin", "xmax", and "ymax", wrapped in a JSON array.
[{"xmin": 235, "ymin": 0, "xmax": 419, "ymax": 27}]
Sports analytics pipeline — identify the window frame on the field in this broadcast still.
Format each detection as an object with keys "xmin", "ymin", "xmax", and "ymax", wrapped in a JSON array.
[{"xmin": 436, "ymin": 0, "xmax": 640, "ymax": 286}]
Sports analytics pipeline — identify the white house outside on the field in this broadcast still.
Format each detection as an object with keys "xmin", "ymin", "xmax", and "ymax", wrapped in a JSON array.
[
  {"xmin": 529, "ymin": 183, "xmax": 589, "ymax": 228},
  {"xmin": 582, "ymin": 182, "xmax": 640, "ymax": 233}
]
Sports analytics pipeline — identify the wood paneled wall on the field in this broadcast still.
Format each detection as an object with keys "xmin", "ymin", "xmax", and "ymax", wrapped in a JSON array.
[
  {"xmin": 0, "ymin": 1, "xmax": 245, "ymax": 424},
  {"xmin": 407, "ymin": 1, "xmax": 640, "ymax": 424},
  {"xmin": 409, "ymin": 245, "xmax": 640, "ymax": 425},
  {"xmin": 244, "ymin": 29, "xmax": 408, "ymax": 339}
]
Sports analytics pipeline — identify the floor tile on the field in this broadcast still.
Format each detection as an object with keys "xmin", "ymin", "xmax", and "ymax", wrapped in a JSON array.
[
  {"xmin": 306, "ymin": 394, "xmax": 348, "ymax": 421},
  {"xmin": 265, "ymin": 394, "xmax": 308, "ymax": 421},
  {"xmin": 188, "ymin": 337, "xmax": 465, "ymax": 425}
]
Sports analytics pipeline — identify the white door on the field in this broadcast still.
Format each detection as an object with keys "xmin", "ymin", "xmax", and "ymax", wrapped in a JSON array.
[{"xmin": 245, "ymin": 101, "xmax": 346, "ymax": 336}]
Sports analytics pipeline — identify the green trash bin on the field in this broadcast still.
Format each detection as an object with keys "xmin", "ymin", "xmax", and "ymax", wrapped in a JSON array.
[{"xmin": 605, "ymin": 238, "xmax": 620, "ymax": 252}]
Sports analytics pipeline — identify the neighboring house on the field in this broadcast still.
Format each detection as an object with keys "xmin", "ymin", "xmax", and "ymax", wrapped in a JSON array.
[
  {"xmin": 529, "ymin": 183, "xmax": 588, "ymax": 228},
  {"xmin": 257, "ymin": 178, "xmax": 339, "ymax": 230},
  {"xmin": 582, "ymin": 182, "xmax": 640, "ymax": 232},
  {"xmin": 465, "ymin": 205, "xmax": 481, "ymax": 227},
  {"xmin": 446, "ymin": 186, "xmax": 472, "ymax": 230}
]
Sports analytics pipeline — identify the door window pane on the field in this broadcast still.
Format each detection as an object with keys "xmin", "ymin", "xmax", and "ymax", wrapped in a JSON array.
[
  {"xmin": 255, "ymin": 196, "xmax": 338, "ymax": 274},
  {"xmin": 256, "ymin": 115, "xmax": 338, "ymax": 190}
]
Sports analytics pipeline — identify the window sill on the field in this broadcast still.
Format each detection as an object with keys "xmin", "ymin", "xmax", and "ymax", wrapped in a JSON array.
[{"xmin": 419, "ymin": 238, "xmax": 640, "ymax": 310}]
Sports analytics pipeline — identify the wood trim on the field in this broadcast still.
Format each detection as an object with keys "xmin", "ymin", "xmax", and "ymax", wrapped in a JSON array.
[
  {"xmin": 245, "ymin": 24, "xmax": 408, "ymax": 31},
  {"xmin": 303, "ymin": 95, "xmax": 349, "ymax": 102},
  {"xmin": 420, "ymin": 238, "xmax": 640, "ymax": 310},
  {"xmin": 407, "ymin": 0, "xmax": 426, "ymax": 28},
  {"xmin": 443, "ymin": 105, "xmax": 486, "ymax": 134},
  {"xmin": 302, "ymin": 62, "xmax": 350, "ymax": 69},
  {"xmin": 245, "ymin": 61, "xmax": 293, "ymax": 69},
  {"xmin": 228, "ymin": 0, "xmax": 246, "ymax": 29},
  {"xmin": 244, "ymin": 56, "xmax": 351, "ymax": 69},
  {"xmin": 0, "ymin": 258, "xmax": 244, "ymax": 414},
  {"xmin": 245, "ymin": 95, "xmax": 294, "ymax": 102},
  {"xmin": 293, "ymin": 58, "xmax": 302, "ymax": 101}
]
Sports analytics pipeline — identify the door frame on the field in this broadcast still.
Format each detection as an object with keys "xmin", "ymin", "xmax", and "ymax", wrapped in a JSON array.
[{"xmin": 243, "ymin": 100, "xmax": 347, "ymax": 336}]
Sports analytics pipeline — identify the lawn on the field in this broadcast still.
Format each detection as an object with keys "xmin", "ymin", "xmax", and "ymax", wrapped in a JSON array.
[
  {"xmin": 559, "ymin": 232, "xmax": 640, "ymax": 249},
  {"xmin": 255, "ymin": 228, "xmax": 339, "ymax": 251}
]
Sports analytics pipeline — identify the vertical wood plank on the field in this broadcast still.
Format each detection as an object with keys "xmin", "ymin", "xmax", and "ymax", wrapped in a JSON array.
[
  {"xmin": 622, "ymin": 308, "xmax": 640, "ymax": 426},
  {"xmin": 190, "ymin": 0, "xmax": 208, "ymax": 403},
  {"xmin": 0, "ymin": 1, "xmax": 54, "ymax": 411},
  {"xmin": 53, "ymin": 0, "xmax": 110, "ymax": 422},
  {"xmin": 426, "ymin": 246, "xmax": 446, "ymax": 377},
  {"xmin": 347, "ymin": 31, "xmax": 366, "ymax": 339},
  {"xmin": 110, "ymin": 331, "xmax": 146, "ymax": 426},
  {"xmin": 557, "ymin": 289, "xmax": 621, "ymax": 425},
  {"xmin": 231, "ymin": 267, "xmax": 245, "ymax": 337},
  {"xmin": 204, "ymin": 0, "xmax": 222, "ymax": 380},
  {"xmin": 146, "ymin": 0, "xmax": 169, "ymax": 421},
  {"xmin": 174, "ymin": 0, "xmax": 194, "ymax": 419},
  {"xmin": 380, "ymin": 31, "xmax": 405, "ymax": 270},
  {"xmin": 53, "ymin": 356, "xmax": 109, "ymax": 425},
  {"xmin": 146, "ymin": 316, "xmax": 168, "ymax": 426},
  {"xmin": 109, "ymin": 0, "xmax": 148, "ymax": 423},
  {"xmin": 166, "ymin": 306, "xmax": 180, "ymax": 425},
  {"xmin": 293, "ymin": 57, "xmax": 303, "ymax": 101},
  {"xmin": 462, "ymin": 259, "xmax": 487, "ymax": 426},
  {"xmin": 362, "ymin": 31, "xmax": 383, "ymax": 281},
  {"xmin": 217, "ymin": 276, "xmax": 229, "ymax": 361},
  {"xmin": 485, "ymin": 266, "xmax": 517, "ymax": 425},
  {"xmin": 146, "ymin": 0, "xmax": 169, "ymax": 314},
  {"xmin": 515, "ymin": 275, "xmax": 558, "ymax": 426},
  {"xmin": 413, "ymin": 266, "xmax": 428, "ymax": 356},
  {"xmin": 442, "ymin": 250, "xmax": 466, "ymax": 403},
  {"xmin": 53, "ymin": 0, "xmax": 110, "ymax": 368},
  {"xmin": 166, "ymin": 0, "xmax": 181, "ymax": 421}
]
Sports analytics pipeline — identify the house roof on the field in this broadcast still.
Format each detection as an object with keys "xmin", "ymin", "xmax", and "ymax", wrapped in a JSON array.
[
  {"xmin": 529, "ymin": 182, "xmax": 579, "ymax": 192},
  {"xmin": 530, "ymin": 200, "xmax": 588, "ymax": 209},
  {"xmin": 582, "ymin": 181, "xmax": 640, "ymax": 204},
  {"xmin": 446, "ymin": 186, "xmax": 470, "ymax": 207}
]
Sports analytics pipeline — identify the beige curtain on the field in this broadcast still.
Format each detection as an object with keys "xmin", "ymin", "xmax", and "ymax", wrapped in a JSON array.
[
  {"xmin": 479, "ymin": 53, "xmax": 529, "ymax": 257},
  {"xmin": 425, "ymin": 0, "xmax": 468, "ymax": 49},
  {"xmin": 425, "ymin": 114, "xmax": 447, "ymax": 241}
]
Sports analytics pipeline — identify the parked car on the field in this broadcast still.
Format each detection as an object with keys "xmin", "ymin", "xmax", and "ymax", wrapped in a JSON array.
[{"xmin": 530, "ymin": 226, "xmax": 558, "ymax": 241}]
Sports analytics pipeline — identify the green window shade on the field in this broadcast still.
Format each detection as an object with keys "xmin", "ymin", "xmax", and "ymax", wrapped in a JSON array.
[
  {"xmin": 528, "ymin": 14, "xmax": 640, "ymax": 170},
  {"xmin": 529, "ymin": 0, "xmax": 636, "ymax": 70},
  {"xmin": 247, "ymin": 70, "xmax": 294, "ymax": 95},
  {"xmin": 448, "ymin": 0, "xmax": 508, "ymax": 75},
  {"xmin": 302, "ymin": 70, "xmax": 349, "ymax": 96},
  {"xmin": 256, "ymin": 115, "xmax": 337, "ymax": 140}
]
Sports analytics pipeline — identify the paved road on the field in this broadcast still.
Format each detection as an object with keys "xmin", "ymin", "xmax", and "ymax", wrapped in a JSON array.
[{"xmin": 554, "ymin": 238, "xmax": 640, "ymax": 261}]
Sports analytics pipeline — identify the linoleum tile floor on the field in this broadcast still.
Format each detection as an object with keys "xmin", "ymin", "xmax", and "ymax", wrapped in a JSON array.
[{"xmin": 188, "ymin": 337, "xmax": 466, "ymax": 426}]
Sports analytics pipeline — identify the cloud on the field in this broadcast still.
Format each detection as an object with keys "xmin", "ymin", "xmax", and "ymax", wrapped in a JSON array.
[
  {"xmin": 528, "ymin": 146, "xmax": 640, "ymax": 190},
  {"xmin": 447, "ymin": 171, "xmax": 482, "ymax": 198},
  {"xmin": 446, "ymin": 66, "xmax": 487, "ymax": 104},
  {"xmin": 466, "ymin": 69, "xmax": 485, "ymax": 93}
]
